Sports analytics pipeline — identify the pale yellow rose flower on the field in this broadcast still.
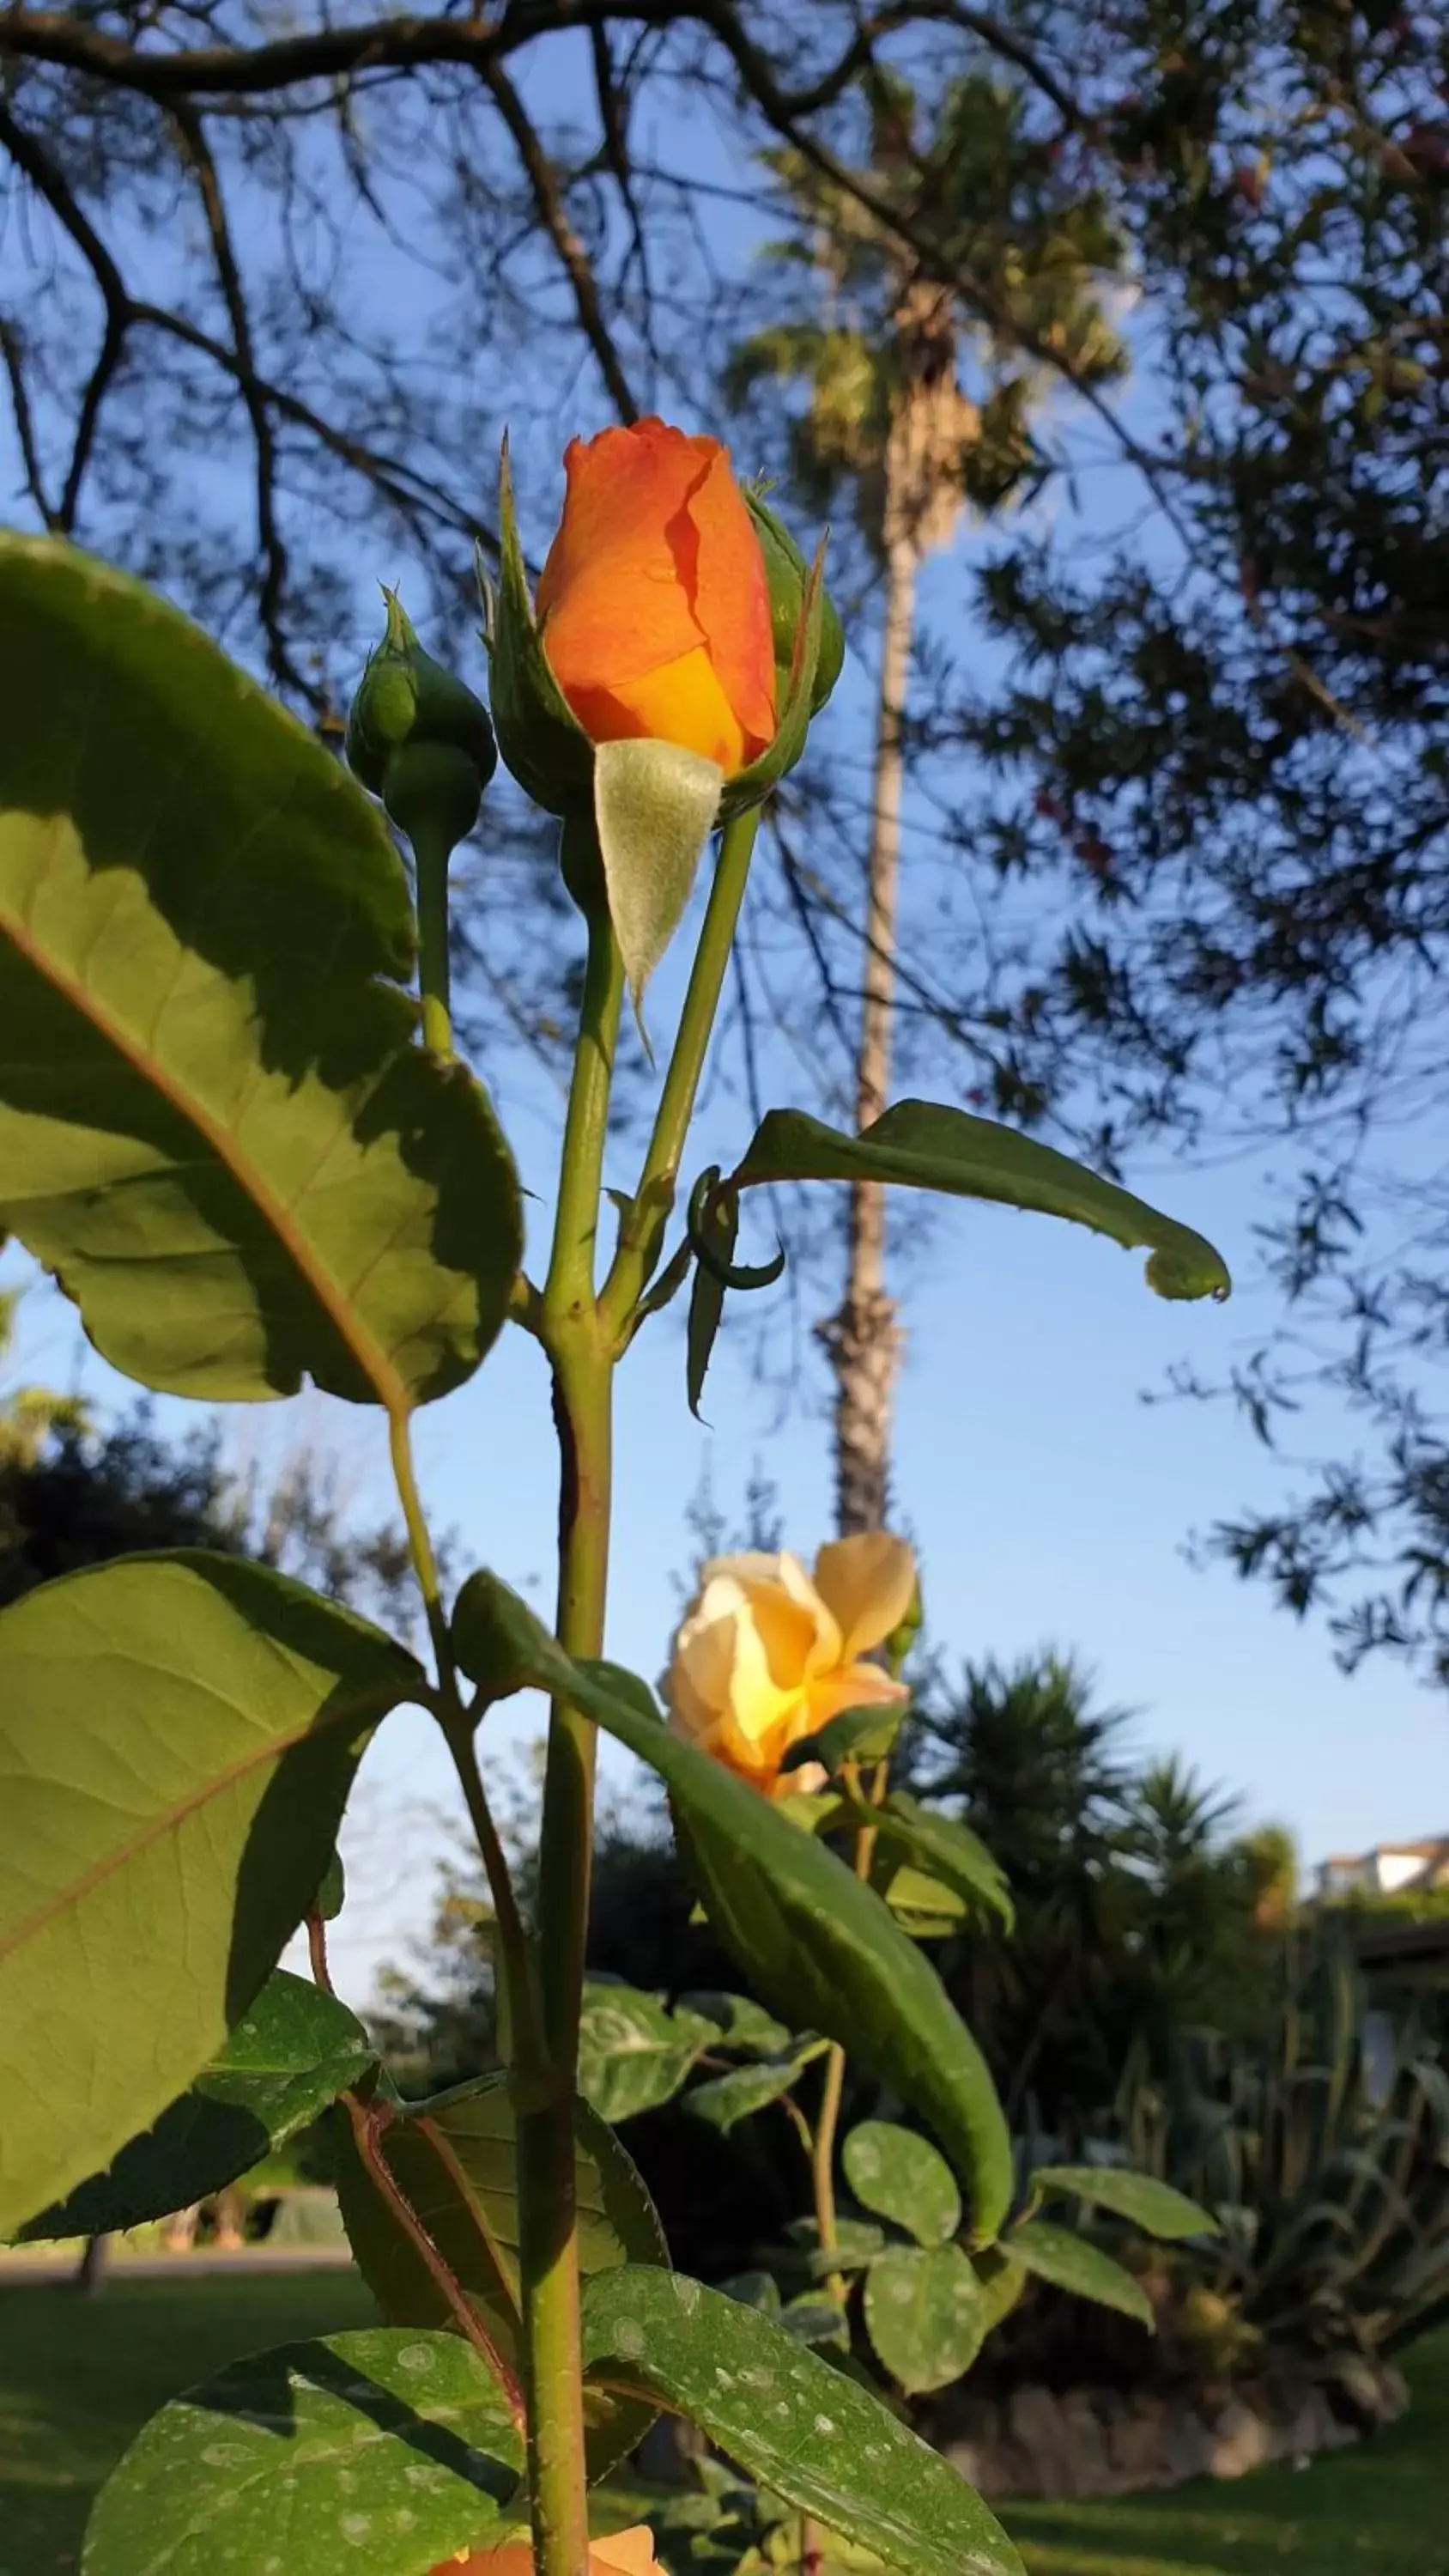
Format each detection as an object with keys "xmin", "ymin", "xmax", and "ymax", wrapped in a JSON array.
[
  {"xmin": 665, "ymin": 1532, "xmax": 917, "ymax": 1797},
  {"xmin": 438, "ymin": 2525, "xmax": 660, "ymax": 2575}
]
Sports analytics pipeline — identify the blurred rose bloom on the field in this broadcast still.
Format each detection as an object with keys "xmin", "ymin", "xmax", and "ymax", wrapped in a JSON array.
[{"xmin": 666, "ymin": 1534, "xmax": 916, "ymax": 1797}]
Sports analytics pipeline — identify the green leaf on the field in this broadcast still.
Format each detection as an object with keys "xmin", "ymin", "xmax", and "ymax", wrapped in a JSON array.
[
  {"xmin": 875, "ymin": 1862, "xmax": 970, "ymax": 1940},
  {"xmin": 82, "ymin": 2328, "xmax": 523, "ymax": 2576},
  {"xmin": 1008, "ymin": 2218, "xmax": 1155, "ymax": 2326},
  {"xmin": 719, "ymin": 2269, "xmax": 784, "ymax": 2316},
  {"xmin": 18, "ymin": 1970, "xmax": 374, "ymax": 2240},
  {"xmin": 864, "ymin": 2245, "xmax": 989, "ymax": 2396},
  {"xmin": 331, "ymin": 2071, "xmax": 667, "ymax": 2478},
  {"xmin": 781, "ymin": 2217, "xmax": 887, "ymax": 2281},
  {"xmin": 583, "ymin": 2268, "xmax": 1024, "ymax": 2576},
  {"xmin": 677, "ymin": 1991, "xmax": 795, "ymax": 2059},
  {"xmin": 0, "ymin": 1552, "xmax": 418, "ymax": 2239},
  {"xmin": 0, "ymin": 534, "xmax": 522, "ymax": 1410},
  {"xmin": 594, "ymin": 738, "xmax": 724, "ymax": 1025},
  {"xmin": 578, "ymin": 1980, "xmax": 718, "ymax": 2121},
  {"xmin": 843, "ymin": 2121, "xmax": 962, "ymax": 2249},
  {"xmin": 731, "ymin": 1102, "xmax": 1231, "ymax": 1303},
  {"xmin": 782, "ymin": 1701, "xmax": 911, "ymax": 1777},
  {"xmin": 685, "ymin": 2044, "xmax": 828, "ymax": 2133},
  {"xmin": 774, "ymin": 1789, "xmax": 849, "ymax": 1838},
  {"xmin": 1031, "ymin": 2164, "xmax": 1220, "ymax": 2242},
  {"xmin": 450, "ymin": 1576, "xmax": 1014, "ymax": 2244},
  {"xmin": 317, "ymin": 1851, "xmax": 347, "ymax": 1921},
  {"xmin": 974, "ymin": 2249, "xmax": 1028, "ymax": 2338},
  {"xmin": 780, "ymin": 2294, "xmax": 852, "ymax": 2351},
  {"xmin": 859, "ymin": 1794, "xmax": 1013, "ymax": 1934}
]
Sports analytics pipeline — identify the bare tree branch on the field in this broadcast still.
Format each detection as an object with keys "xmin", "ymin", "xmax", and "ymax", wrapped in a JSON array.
[
  {"xmin": 167, "ymin": 102, "xmax": 306, "ymax": 695},
  {"xmin": 0, "ymin": 100, "xmax": 131, "ymax": 532},
  {"xmin": 480, "ymin": 59, "xmax": 640, "ymax": 423},
  {"xmin": 0, "ymin": 3, "xmax": 1076, "ymax": 124},
  {"xmin": 0, "ymin": 318, "xmax": 58, "ymax": 528}
]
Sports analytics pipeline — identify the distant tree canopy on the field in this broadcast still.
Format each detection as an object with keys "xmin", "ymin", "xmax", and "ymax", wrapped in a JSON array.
[
  {"xmin": 381, "ymin": 1647, "xmax": 1296, "ymax": 2214},
  {"xmin": 938, "ymin": 2, "xmax": 1449, "ymax": 1683},
  {"xmin": 0, "ymin": 1284, "xmax": 413, "ymax": 1619},
  {"xmin": 3, "ymin": 0, "xmax": 1446, "ymax": 1670}
]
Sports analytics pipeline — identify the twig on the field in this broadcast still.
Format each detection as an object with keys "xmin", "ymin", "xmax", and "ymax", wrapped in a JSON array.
[
  {"xmin": 0, "ymin": 317, "xmax": 58, "ymax": 526},
  {"xmin": 167, "ymin": 103, "xmax": 305, "ymax": 696},
  {"xmin": 481, "ymin": 60, "xmax": 639, "ymax": 422},
  {"xmin": 0, "ymin": 102, "xmax": 131, "ymax": 530}
]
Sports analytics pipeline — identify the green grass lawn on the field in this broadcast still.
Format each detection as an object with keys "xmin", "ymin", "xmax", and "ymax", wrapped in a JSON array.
[
  {"xmin": 0, "ymin": 2269, "xmax": 376, "ymax": 2573},
  {"xmin": 1004, "ymin": 2328, "xmax": 1449, "ymax": 2575},
  {"xmin": 1, "ymin": 2270, "xmax": 1445, "ymax": 2575}
]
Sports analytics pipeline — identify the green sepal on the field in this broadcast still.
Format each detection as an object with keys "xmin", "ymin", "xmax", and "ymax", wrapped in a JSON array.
[
  {"xmin": 485, "ymin": 436, "xmax": 596, "ymax": 817},
  {"xmin": 686, "ymin": 1169, "xmax": 735, "ymax": 1421},
  {"xmin": 746, "ymin": 489, "xmax": 845, "ymax": 714},
  {"xmin": 593, "ymin": 737, "xmax": 724, "ymax": 1026},
  {"xmin": 721, "ymin": 534, "xmax": 829, "ymax": 820},
  {"xmin": 685, "ymin": 1168, "xmax": 785, "ymax": 1420}
]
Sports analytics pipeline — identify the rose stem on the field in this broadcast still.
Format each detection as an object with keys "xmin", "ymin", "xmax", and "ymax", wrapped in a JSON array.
[
  {"xmin": 811, "ymin": 1758, "xmax": 890, "ymax": 2305},
  {"xmin": 523, "ymin": 847, "xmax": 626, "ymax": 2576},
  {"xmin": 598, "ymin": 804, "xmax": 760, "ymax": 1344}
]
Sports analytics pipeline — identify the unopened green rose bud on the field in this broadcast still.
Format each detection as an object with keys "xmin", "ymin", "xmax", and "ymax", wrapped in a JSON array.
[
  {"xmin": 745, "ymin": 489, "xmax": 846, "ymax": 716},
  {"xmin": 346, "ymin": 589, "xmax": 497, "ymax": 854}
]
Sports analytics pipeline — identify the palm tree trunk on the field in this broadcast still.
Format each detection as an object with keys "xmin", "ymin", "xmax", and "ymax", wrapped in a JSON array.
[{"xmin": 829, "ymin": 518, "xmax": 917, "ymax": 1537}]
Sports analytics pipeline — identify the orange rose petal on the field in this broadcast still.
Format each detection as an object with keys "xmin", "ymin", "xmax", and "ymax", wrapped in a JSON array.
[
  {"xmin": 563, "ymin": 647, "xmax": 747, "ymax": 772},
  {"xmin": 745, "ymin": 1585, "xmax": 827, "ymax": 1693},
  {"xmin": 591, "ymin": 2527, "xmax": 664, "ymax": 2576},
  {"xmin": 813, "ymin": 1534, "xmax": 919, "ymax": 1663},
  {"xmin": 537, "ymin": 422, "xmax": 712, "ymax": 623},
  {"xmin": 687, "ymin": 445, "xmax": 778, "ymax": 759},
  {"xmin": 537, "ymin": 422, "xmax": 713, "ymax": 696}
]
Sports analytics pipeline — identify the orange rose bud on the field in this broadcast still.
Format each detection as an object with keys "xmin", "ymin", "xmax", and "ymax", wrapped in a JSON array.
[{"xmin": 536, "ymin": 420, "xmax": 777, "ymax": 778}]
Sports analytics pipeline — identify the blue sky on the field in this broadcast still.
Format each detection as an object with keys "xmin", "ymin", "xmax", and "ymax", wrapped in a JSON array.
[{"xmin": 3, "ymin": 24, "xmax": 1444, "ymax": 2007}]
